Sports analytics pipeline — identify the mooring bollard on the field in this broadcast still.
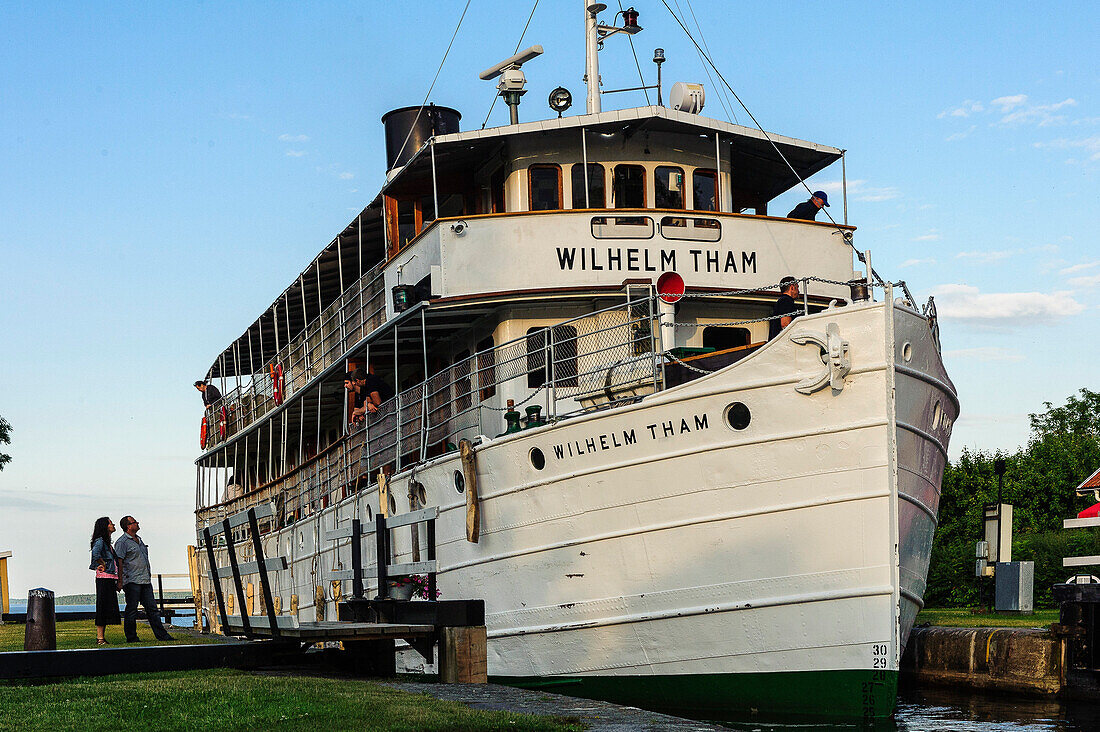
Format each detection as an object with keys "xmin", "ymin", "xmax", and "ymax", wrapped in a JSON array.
[{"xmin": 24, "ymin": 588, "xmax": 56, "ymax": 651}]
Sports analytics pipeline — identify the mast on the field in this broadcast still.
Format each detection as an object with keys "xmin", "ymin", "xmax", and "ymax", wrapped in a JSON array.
[{"xmin": 585, "ymin": 1, "xmax": 601, "ymax": 114}]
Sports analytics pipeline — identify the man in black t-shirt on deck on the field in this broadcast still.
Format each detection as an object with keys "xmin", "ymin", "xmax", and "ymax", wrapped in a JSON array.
[
  {"xmin": 351, "ymin": 365, "xmax": 394, "ymax": 424},
  {"xmin": 769, "ymin": 276, "xmax": 803, "ymax": 340}
]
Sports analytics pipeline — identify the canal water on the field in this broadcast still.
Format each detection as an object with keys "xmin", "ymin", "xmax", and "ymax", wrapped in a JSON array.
[{"xmin": 711, "ymin": 683, "xmax": 1100, "ymax": 731}]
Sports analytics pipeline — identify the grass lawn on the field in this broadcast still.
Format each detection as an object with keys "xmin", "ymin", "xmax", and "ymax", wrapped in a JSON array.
[
  {"xmin": 0, "ymin": 619, "xmax": 227, "ymax": 652},
  {"xmin": 916, "ymin": 608, "xmax": 1059, "ymax": 628},
  {"xmin": 0, "ymin": 669, "xmax": 583, "ymax": 732}
]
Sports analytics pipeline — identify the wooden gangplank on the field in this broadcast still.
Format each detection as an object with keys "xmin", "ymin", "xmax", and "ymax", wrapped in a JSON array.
[{"xmin": 223, "ymin": 618, "xmax": 435, "ymax": 641}]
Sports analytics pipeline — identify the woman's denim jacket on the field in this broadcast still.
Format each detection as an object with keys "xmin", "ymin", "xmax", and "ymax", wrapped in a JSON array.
[{"xmin": 89, "ymin": 537, "xmax": 118, "ymax": 575}]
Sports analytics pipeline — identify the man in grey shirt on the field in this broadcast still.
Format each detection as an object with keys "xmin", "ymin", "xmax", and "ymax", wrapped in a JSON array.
[{"xmin": 114, "ymin": 516, "xmax": 173, "ymax": 642}]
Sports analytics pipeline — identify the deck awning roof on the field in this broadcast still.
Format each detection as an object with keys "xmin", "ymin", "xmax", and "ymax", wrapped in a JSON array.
[
  {"xmin": 207, "ymin": 202, "xmax": 384, "ymax": 380},
  {"xmin": 383, "ymin": 105, "xmax": 843, "ymax": 202}
]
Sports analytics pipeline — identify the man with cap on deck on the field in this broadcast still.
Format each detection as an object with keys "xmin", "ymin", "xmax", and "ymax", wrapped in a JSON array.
[{"xmin": 786, "ymin": 190, "xmax": 830, "ymax": 221}]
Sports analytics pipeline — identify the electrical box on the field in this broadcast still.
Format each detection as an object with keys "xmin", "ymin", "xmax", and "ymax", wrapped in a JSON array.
[
  {"xmin": 995, "ymin": 561, "xmax": 1034, "ymax": 613},
  {"xmin": 983, "ymin": 503, "xmax": 1013, "ymax": 563}
]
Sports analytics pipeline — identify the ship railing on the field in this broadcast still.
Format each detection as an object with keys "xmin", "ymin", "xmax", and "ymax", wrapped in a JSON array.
[
  {"xmin": 203, "ymin": 262, "xmax": 388, "ymax": 450},
  {"xmin": 344, "ymin": 295, "xmax": 660, "ymax": 476},
  {"xmin": 197, "ymin": 295, "xmax": 661, "ymax": 519}
]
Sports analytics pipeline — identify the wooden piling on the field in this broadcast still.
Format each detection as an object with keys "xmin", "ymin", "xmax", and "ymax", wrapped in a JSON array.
[{"xmin": 439, "ymin": 625, "xmax": 488, "ymax": 683}]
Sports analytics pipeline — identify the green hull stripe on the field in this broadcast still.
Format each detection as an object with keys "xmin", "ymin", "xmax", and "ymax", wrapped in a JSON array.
[{"xmin": 494, "ymin": 668, "xmax": 899, "ymax": 720}]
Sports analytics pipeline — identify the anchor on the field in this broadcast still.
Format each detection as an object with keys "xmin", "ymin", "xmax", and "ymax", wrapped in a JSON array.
[{"xmin": 791, "ymin": 322, "xmax": 851, "ymax": 395}]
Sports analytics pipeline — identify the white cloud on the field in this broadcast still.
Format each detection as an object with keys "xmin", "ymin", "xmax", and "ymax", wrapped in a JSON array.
[
  {"xmin": 815, "ymin": 179, "xmax": 900, "ymax": 203},
  {"xmin": 991, "ymin": 94, "xmax": 1028, "ymax": 112},
  {"xmin": 955, "ymin": 250, "xmax": 1011, "ymax": 263},
  {"xmin": 930, "ymin": 284, "xmax": 1085, "ymax": 322},
  {"xmin": 338, "ymin": 172, "xmax": 355, "ymax": 180},
  {"xmin": 946, "ymin": 125, "xmax": 977, "ymax": 142},
  {"xmin": 1034, "ymin": 135, "xmax": 1100, "ymax": 162},
  {"xmin": 997, "ymin": 98, "xmax": 1076, "ymax": 127},
  {"xmin": 1029, "ymin": 243, "xmax": 1060, "ymax": 254},
  {"xmin": 912, "ymin": 231, "xmax": 941, "ymax": 242},
  {"xmin": 938, "ymin": 100, "xmax": 984, "ymax": 119},
  {"xmin": 285, "ymin": 150, "xmax": 306, "ymax": 157},
  {"xmin": 1060, "ymin": 261, "xmax": 1100, "ymax": 275},
  {"xmin": 900, "ymin": 258, "xmax": 936, "ymax": 268},
  {"xmin": 1069, "ymin": 274, "xmax": 1100, "ymax": 288},
  {"xmin": 944, "ymin": 347, "xmax": 1025, "ymax": 363},
  {"xmin": 278, "ymin": 133, "xmax": 310, "ymax": 142}
]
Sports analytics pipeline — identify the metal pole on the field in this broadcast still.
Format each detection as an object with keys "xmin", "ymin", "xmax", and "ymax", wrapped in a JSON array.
[
  {"xmin": 430, "ymin": 138, "xmax": 439, "ymax": 223},
  {"xmin": 841, "ymin": 150, "xmax": 848, "ymax": 226},
  {"xmin": 714, "ymin": 133, "xmax": 722, "ymax": 213},
  {"xmin": 581, "ymin": 127, "xmax": 590, "ymax": 208},
  {"xmin": 802, "ymin": 278, "xmax": 809, "ymax": 316},
  {"xmin": 421, "ymin": 309, "xmax": 428, "ymax": 462},
  {"xmin": 394, "ymin": 324, "xmax": 401, "ymax": 472},
  {"xmin": 585, "ymin": 0, "xmax": 601, "ymax": 114}
]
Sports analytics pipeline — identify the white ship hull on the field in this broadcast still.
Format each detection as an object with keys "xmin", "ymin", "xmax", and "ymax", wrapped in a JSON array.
[{"xmin": 198, "ymin": 296, "xmax": 954, "ymax": 718}]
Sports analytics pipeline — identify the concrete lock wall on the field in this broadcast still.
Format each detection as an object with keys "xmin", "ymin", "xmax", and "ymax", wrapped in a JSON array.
[{"xmin": 902, "ymin": 627, "xmax": 1065, "ymax": 696}]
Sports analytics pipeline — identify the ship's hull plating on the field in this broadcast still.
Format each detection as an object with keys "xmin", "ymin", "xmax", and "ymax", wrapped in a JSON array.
[{"xmin": 197, "ymin": 298, "xmax": 955, "ymax": 719}]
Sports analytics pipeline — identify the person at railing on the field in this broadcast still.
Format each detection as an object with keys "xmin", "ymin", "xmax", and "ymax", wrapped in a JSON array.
[
  {"xmin": 344, "ymin": 371, "xmax": 363, "ymax": 425},
  {"xmin": 769, "ymin": 277, "xmax": 803, "ymax": 340},
  {"xmin": 786, "ymin": 190, "xmax": 830, "ymax": 221},
  {"xmin": 194, "ymin": 380, "xmax": 221, "ymax": 409},
  {"xmin": 351, "ymin": 365, "xmax": 393, "ymax": 424}
]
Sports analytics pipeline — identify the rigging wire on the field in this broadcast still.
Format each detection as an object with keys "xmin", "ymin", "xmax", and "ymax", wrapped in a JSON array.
[
  {"xmin": 681, "ymin": 0, "xmax": 737, "ymax": 124},
  {"xmin": 618, "ymin": 1, "xmax": 651, "ymax": 105},
  {"xmin": 670, "ymin": 0, "xmax": 733, "ymax": 122},
  {"xmin": 481, "ymin": 0, "xmax": 541, "ymax": 129},
  {"xmin": 658, "ymin": 0, "xmax": 881, "ymax": 283},
  {"xmin": 391, "ymin": 0, "xmax": 474, "ymax": 167}
]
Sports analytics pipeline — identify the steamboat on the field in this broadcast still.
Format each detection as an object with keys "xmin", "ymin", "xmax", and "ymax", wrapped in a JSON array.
[{"xmin": 190, "ymin": 3, "xmax": 957, "ymax": 719}]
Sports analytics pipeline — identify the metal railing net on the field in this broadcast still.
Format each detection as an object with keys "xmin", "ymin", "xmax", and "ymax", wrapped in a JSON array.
[
  {"xmin": 198, "ymin": 296, "xmax": 660, "ymax": 522},
  {"xmin": 203, "ymin": 263, "xmax": 387, "ymax": 449}
]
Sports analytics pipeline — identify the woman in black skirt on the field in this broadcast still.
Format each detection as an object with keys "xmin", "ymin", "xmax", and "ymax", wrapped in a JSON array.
[{"xmin": 89, "ymin": 517, "xmax": 121, "ymax": 645}]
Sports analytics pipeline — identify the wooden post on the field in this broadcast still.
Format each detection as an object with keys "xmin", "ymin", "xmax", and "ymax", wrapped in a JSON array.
[
  {"xmin": 0, "ymin": 551, "xmax": 11, "ymax": 615},
  {"xmin": 439, "ymin": 626, "xmax": 488, "ymax": 683},
  {"xmin": 460, "ymin": 439, "xmax": 480, "ymax": 542},
  {"xmin": 186, "ymin": 545, "xmax": 202, "ymax": 631}
]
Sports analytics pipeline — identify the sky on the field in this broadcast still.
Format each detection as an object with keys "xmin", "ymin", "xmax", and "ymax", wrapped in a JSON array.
[{"xmin": 1, "ymin": 1, "xmax": 1097, "ymax": 597}]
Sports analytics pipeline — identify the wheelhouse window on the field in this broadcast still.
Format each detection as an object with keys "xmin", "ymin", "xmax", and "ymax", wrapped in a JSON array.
[
  {"xmin": 528, "ymin": 164, "xmax": 562, "ymax": 211},
  {"xmin": 655, "ymin": 166, "xmax": 685, "ymax": 209},
  {"xmin": 693, "ymin": 169, "xmax": 718, "ymax": 211},
  {"xmin": 571, "ymin": 163, "xmax": 605, "ymax": 208},
  {"xmin": 613, "ymin": 164, "xmax": 646, "ymax": 208},
  {"xmin": 703, "ymin": 326, "xmax": 750, "ymax": 351},
  {"xmin": 527, "ymin": 326, "xmax": 578, "ymax": 388}
]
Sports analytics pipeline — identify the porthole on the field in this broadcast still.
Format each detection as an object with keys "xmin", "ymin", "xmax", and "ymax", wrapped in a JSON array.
[
  {"xmin": 726, "ymin": 402, "xmax": 751, "ymax": 430},
  {"xmin": 902, "ymin": 342, "xmax": 913, "ymax": 362},
  {"xmin": 388, "ymin": 493, "xmax": 397, "ymax": 516},
  {"xmin": 364, "ymin": 505, "xmax": 373, "ymax": 522},
  {"xmin": 932, "ymin": 400, "xmax": 943, "ymax": 430},
  {"xmin": 454, "ymin": 469, "xmax": 465, "ymax": 493},
  {"xmin": 530, "ymin": 447, "xmax": 546, "ymax": 470},
  {"xmin": 416, "ymin": 483, "xmax": 427, "ymax": 505},
  {"xmin": 298, "ymin": 530, "xmax": 305, "ymax": 549}
]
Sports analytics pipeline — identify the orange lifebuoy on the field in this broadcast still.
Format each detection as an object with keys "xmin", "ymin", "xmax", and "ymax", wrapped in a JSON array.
[
  {"xmin": 218, "ymin": 405, "xmax": 228, "ymax": 438},
  {"xmin": 200, "ymin": 417, "xmax": 208, "ymax": 448},
  {"xmin": 272, "ymin": 364, "xmax": 285, "ymax": 405}
]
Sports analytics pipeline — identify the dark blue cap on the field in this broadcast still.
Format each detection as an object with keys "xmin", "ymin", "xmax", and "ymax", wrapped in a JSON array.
[{"xmin": 812, "ymin": 190, "xmax": 830, "ymax": 206}]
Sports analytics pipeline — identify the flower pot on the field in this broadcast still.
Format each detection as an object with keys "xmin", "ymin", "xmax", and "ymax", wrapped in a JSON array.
[{"xmin": 387, "ymin": 581, "xmax": 416, "ymax": 600}]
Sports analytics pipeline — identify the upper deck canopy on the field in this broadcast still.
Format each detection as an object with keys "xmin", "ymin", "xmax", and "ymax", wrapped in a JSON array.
[
  {"xmin": 383, "ymin": 105, "xmax": 843, "ymax": 202},
  {"xmin": 207, "ymin": 106, "xmax": 843, "ymax": 380}
]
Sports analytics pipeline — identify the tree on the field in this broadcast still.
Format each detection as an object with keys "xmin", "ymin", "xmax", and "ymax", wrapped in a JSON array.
[
  {"xmin": 0, "ymin": 415, "xmax": 10, "ymax": 471},
  {"xmin": 925, "ymin": 389, "xmax": 1100, "ymax": 608}
]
